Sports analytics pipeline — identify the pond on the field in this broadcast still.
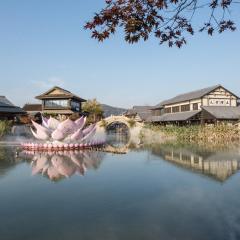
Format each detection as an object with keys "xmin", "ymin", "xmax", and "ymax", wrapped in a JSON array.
[{"xmin": 1, "ymin": 138, "xmax": 240, "ymax": 240}]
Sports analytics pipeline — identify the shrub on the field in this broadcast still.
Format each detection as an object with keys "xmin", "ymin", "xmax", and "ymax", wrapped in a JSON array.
[
  {"xmin": 100, "ymin": 119, "xmax": 108, "ymax": 128},
  {"xmin": 0, "ymin": 121, "xmax": 11, "ymax": 138},
  {"xmin": 127, "ymin": 118, "xmax": 136, "ymax": 128}
]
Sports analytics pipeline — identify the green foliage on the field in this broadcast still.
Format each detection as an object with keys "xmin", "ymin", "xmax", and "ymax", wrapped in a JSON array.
[
  {"xmin": 82, "ymin": 99, "xmax": 103, "ymax": 123},
  {"xmin": 127, "ymin": 118, "xmax": 136, "ymax": 128},
  {"xmin": 100, "ymin": 119, "xmax": 108, "ymax": 129},
  {"xmin": 0, "ymin": 121, "xmax": 11, "ymax": 138},
  {"xmin": 42, "ymin": 113, "xmax": 58, "ymax": 118}
]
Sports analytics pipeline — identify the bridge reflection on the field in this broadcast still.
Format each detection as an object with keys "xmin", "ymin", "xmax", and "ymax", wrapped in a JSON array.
[
  {"xmin": 21, "ymin": 150, "xmax": 105, "ymax": 181},
  {"xmin": 151, "ymin": 144, "xmax": 240, "ymax": 182}
]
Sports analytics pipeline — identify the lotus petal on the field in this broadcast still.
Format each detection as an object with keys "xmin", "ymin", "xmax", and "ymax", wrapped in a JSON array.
[
  {"xmin": 51, "ymin": 155, "xmax": 76, "ymax": 177},
  {"xmin": 83, "ymin": 124, "xmax": 96, "ymax": 136},
  {"xmin": 31, "ymin": 127, "xmax": 49, "ymax": 140},
  {"xmin": 70, "ymin": 129, "xmax": 84, "ymax": 141},
  {"xmin": 58, "ymin": 119, "xmax": 77, "ymax": 135},
  {"xmin": 42, "ymin": 163, "xmax": 50, "ymax": 175},
  {"xmin": 51, "ymin": 129, "xmax": 66, "ymax": 141},
  {"xmin": 47, "ymin": 166, "xmax": 60, "ymax": 180},
  {"xmin": 75, "ymin": 117, "xmax": 86, "ymax": 130},
  {"xmin": 32, "ymin": 120, "xmax": 50, "ymax": 134},
  {"xmin": 42, "ymin": 117, "xmax": 49, "ymax": 129},
  {"xmin": 77, "ymin": 165, "xmax": 86, "ymax": 176},
  {"xmin": 80, "ymin": 127, "xmax": 96, "ymax": 143},
  {"xmin": 48, "ymin": 117, "xmax": 60, "ymax": 130},
  {"xmin": 32, "ymin": 155, "xmax": 48, "ymax": 175},
  {"xmin": 69, "ymin": 154, "xmax": 82, "ymax": 167}
]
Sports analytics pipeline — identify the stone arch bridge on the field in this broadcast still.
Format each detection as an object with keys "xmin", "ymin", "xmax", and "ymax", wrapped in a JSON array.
[{"xmin": 96, "ymin": 115, "xmax": 144, "ymax": 145}]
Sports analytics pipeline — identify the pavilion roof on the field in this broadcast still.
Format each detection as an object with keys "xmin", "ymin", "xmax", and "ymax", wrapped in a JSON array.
[{"xmin": 35, "ymin": 86, "xmax": 86, "ymax": 102}]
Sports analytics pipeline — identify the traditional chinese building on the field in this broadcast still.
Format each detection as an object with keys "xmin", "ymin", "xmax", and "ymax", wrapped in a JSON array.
[
  {"xmin": 125, "ymin": 106, "xmax": 154, "ymax": 122},
  {"xmin": 35, "ymin": 86, "xmax": 86, "ymax": 117},
  {"xmin": 0, "ymin": 96, "xmax": 26, "ymax": 120},
  {"xmin": 150, "ymin": 84, "xmax": 240, "ymax": 125},
  {"xmin": 23, "ymin": 104, "xmax": 42, "ymax": 116}
]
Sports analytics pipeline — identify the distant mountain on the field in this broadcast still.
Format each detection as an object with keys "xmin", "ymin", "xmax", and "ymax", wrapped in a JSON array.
[{"xmin": 101, "ymin": 104, "xmax": 127, "ymax": 117}]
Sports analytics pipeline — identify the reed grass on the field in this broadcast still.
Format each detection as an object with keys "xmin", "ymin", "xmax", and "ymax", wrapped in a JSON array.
[{"xmin": 144, "ymin": 123, "xmax": 240, "ymax": 143}]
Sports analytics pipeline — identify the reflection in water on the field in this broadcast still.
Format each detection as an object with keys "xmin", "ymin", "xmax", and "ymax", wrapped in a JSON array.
[
  {"xmin": 0, "ymin": 146, "xmax": 20, "ymax": 178},
  {"xmin": 106, "ymin": 132, "xmax": 130, "ymax": 148},
  {"xmin": 106, "ymin": 122, "xmax": 130, "ymax": 148},
  {"xmin": 150, "ymin": 143, "xmax": 240, "ymax": 182},
  {"xmin": 2, "ymin": 140, "xmax": 240, "ymax": 240},
  {"xmin": 21, "ymin": 150, "xmax": 105, "ymax": 181}
]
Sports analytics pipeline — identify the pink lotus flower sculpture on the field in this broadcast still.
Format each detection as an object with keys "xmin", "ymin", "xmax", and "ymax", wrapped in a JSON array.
[{"xmin": 24, "ymin": 116, "xmax": 105, "ymax": 151}]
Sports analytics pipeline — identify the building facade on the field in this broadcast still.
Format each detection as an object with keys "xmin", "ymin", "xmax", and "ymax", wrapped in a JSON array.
[
  {"xmin": 150, "ymin": 85, "xmax": 240, "ymax": 124},
  {"xmin": 35, "ymin": 86, "xmax": 86, "ymax": 117}
]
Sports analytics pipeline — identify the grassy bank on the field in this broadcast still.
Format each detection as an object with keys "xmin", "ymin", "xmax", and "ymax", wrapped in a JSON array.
[
  {"xmin": 143, "ymin": 123, "xmax": 240, "ymax": 143},
  {"xmin": 0, "ymin": 121, "xmax": 11, "ymax": 139}
]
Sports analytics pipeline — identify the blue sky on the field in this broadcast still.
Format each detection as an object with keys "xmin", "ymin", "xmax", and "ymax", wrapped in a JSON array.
[{"xmin": 0, "ymin": 1, "xmax": 239, "ymax": 108}]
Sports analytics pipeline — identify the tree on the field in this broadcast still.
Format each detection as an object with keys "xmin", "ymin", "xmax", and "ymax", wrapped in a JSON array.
[
  {"xmin": 85, "ymin": 0, "xmax": 238, "ymax": 48},
  {"xmin": 82, "ymin": 99, "xmax": 104, "ymax": 123}
]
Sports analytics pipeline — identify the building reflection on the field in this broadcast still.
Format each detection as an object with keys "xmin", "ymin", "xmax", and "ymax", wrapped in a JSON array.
[
  {"xmin": 151, "ymin": 145, "xmax": 240, "ymax": 182},
  {"xmin": 21, "ymin": 150, "xmax": 106, "ymax": 181}
]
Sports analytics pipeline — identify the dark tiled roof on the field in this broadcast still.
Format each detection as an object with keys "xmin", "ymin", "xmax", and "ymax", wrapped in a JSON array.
[
  {"xmin": 125, "ymin": 109, "xmax": 136, "ymax": 115},
  {"xmin": 132, "ymin": 106, "xmax": 154, "ymax": 110},
  {"xmin": 151, "ymin": 100, "xmax": 168, "ymax": 110},
  {"xmin": 23, "ymin": 104, "xmax": 42, "ymax": 112},
  {"xmin": 0, "ymin": 96, "xmax": 14, "ymax": 107},
  {"xmin": 202, "ymin": 106, "xmax": 240, "ymax": 120},
  {"xmin": 150, "ymin": 110, "xmax": 201, "ymax": 122},
  {"xmin": 36, "ymin": 86, "xmax": 86, "ymax": 102},
  {"xmin": 138, "ymin": 112, "xmax": 153, "ymax": 121},
  {"xmin": 125, "ymin": 106, "xmax": 153, "ymax": 121},
  {"xmin": 152, "ymin": 84, "xmax": 226, "ymax": 110},
  {"xmin": 0, "ymin": 96, "xmax": 26, "ymax": 114},
  {"xmin": 0, "ymin": 107, "xmax": 26, "ymax": 113}
]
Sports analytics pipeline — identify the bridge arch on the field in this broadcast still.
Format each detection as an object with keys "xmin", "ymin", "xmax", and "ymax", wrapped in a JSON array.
[
  {"xmin": 102, "ymin": 116, "xmax": 134, "ymax": 129},
  {"xmin": 96, "ymin": 115, "xmax": 144, "ymax": 145}
]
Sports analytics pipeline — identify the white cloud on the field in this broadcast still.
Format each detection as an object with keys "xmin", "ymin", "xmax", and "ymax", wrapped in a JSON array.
[{"xmin": 32, "ymin": 77, "xmax": 65, "ymax": 89}]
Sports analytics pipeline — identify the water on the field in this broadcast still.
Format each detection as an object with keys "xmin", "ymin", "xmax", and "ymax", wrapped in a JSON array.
[{"xmin": 1, "ymin": 139, "xmax": 240, "ymax": 240}]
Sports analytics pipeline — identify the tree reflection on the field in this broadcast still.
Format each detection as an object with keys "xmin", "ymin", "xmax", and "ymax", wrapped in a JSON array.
[{"xmin": 0, "ymin": 146, "xmax": 19, "ymax": 178}]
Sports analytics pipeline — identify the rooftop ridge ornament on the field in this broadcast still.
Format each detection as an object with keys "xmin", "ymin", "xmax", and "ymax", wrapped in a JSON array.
[{"xmin": 22, "ymin": 116, "xmax": 105, "ymax": 151}]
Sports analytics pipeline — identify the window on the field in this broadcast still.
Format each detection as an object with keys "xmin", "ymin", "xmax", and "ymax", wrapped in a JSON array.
[
  {"xmin": 164, "ymin": 107, "xmax": 172, "ymax": 114},
  {"xmin": 181, "ymin": 104, "xmax": 190, "ymax": 112},
  {"xmin": 193, "ymin": 103, "xmax": 198, "ymax": 110},
  {"xmin": 182, "ymin": 154, "xmax": 191, "ymax": 162},
  {"xmin": 172, "ymin": 106, "xmax": 180, "ymax": 113},
  {"xmin": 194, "ymin": 157, "xmax": 199, "ymax": 164},
  {"xmin": 71, "ymin": 101, "xmax": 80, "ymax": 111},
  {"xmin": 44, "ymin": 99, "xmax": 68, "ymax": 108}
]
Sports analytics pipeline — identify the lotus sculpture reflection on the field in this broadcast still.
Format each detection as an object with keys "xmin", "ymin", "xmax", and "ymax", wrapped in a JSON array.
[
  {"xmin": 22, "ymin": 150, "xmax": 105, "ymax": 180},
  {"xmin": 22, "ymin": 116, "xmax": 105, "ymax": 150}
]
